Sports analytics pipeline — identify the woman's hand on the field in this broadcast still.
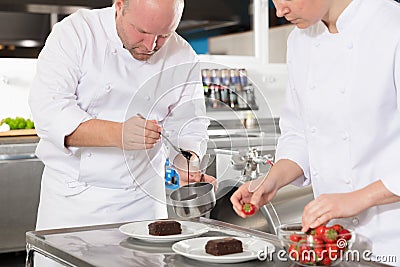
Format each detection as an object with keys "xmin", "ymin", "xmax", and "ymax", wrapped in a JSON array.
[
  {"xmin": 302, "ymin": 180, "xmax": 400, "ymax": 232},
  {"xmin": 301, "ymin": 191, "xmax": 367, "ymax": 232},
  {"xmin": 230, "ymin": 177, "xmax": 279, "ymax": 218},
  {"xmin": 231, "ymin": 159, "xmax": 304, "ymax": 218}
]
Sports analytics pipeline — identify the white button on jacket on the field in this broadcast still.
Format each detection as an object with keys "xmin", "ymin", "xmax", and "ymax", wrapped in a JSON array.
[{"xmin": 275, "ymin": 0, "xmax": 400, "ymax": 262}]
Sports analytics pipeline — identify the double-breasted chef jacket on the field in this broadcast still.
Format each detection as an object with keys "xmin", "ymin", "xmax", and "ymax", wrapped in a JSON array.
[
  {"xmin": 275, "ymin": 0, "xmax": 400, "ymax": 263},
  {"xmin": 29, "ymin": 6, "xmax": 209, "ymax": 229}
]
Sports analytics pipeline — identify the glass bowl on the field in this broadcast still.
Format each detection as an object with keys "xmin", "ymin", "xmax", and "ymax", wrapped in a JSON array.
[{"xmin": 276, "ymin": 223, "xmax": 355, "ymax": 266}]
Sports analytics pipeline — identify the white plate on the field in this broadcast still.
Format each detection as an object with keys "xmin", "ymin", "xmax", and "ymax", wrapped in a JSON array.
[
  {"xmin": 119, "ymin": 221, "xmax": 209, "ymax": 243},
  {"xmin": 172, "ymin": 236, "xmax": 275, "ymax": 263}
]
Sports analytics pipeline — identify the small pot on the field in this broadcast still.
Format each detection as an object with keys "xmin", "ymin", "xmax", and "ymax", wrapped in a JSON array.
[{"xmin": 169, "ymin": 182, "xmax": 216, "ymax": 218}]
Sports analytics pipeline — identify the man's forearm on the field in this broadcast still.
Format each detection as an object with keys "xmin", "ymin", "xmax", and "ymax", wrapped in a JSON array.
[{"xmin": 65, "ymin": 119, "xmax": 122, "ymax": 148}]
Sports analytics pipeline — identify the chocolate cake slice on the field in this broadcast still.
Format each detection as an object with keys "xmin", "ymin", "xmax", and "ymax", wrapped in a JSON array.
[
  {"xmin": 205, "ymin": 237, "xmax": 243, "ymax": 256},
  {"xmin": 148, "ymin": 220, "xmax": 182, "ymax": 236}
]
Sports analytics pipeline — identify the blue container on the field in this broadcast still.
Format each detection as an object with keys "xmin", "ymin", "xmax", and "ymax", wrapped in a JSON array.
[{"xmin": 165, "ymin": 158, "xmax": 180, "ymax": 190}]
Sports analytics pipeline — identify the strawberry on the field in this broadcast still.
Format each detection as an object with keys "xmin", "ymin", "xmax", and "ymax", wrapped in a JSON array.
[
  {"xmin": 326, "ymin": 243, "xmax": 340, "ymax": 258},
  {"xmin": 290, "ymin": 233, "xmax": 302, "ymax": 242},
  {"xmin": 288, "ymin": 243, "xmax": 300, "ymax": 261},
  {"xmin": 241, "ymin": 203, "xmax": 256, "ymax": 215},
  {"xmin": 300, "ymin": 250, "xmax": 317, "ymax": 265},
  {"xmin": 309, "ymin": 236, "xmax": 325, "ymax": 248},
  {"xmin": 331, "ymin": 224, "xmax": 343, "ymax": 233},
  {"xmin": 299, "ymin": 240, "xmax": 311, "ymax": 253},
  {"xmin": 339, "ymin": 228, "xmax": 352, "ymax": 240},
  {"xmin": 322, "ymin": 227, "xmax": 338, "ymax": 243},
  {"xmin": 320, "ymin": 256, "xmax": 332, "ymax": 266},
  {"xmin": 315, "ymin": 225, "xmax": 327, "ymax": 237},
  {"xmin": 306, "ymin": 228, "xmax": 317, "ymax": 236},
  {"xmin": 313, "ymin": 247, "xmax": 324, "ymax": 259}
]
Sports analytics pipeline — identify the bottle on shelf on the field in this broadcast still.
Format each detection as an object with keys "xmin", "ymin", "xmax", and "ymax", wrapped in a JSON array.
[
  {"xmin": 218, "ymin": 69, "xmax": 230, "ymax": 106},
  {"xmin": 210, "ymin": 69, "xmax": 221, "ymax": 108},
  {"xmin": 230, "ymin": 69, "xmax": 247, "ymax": 109},
  {"xmin": 220, "ymin": 69, "xmax": 234, "ymax": 109},
  {"xmin": 201, "ymin": 69, "xmax": 211, "ymax": 107},
  {"xmin": 239, "ymin": 68, "xmax": 256, "ymax": 108},
  {"xmin": 201, "ymin": 68, "xmax": 257, "ymax": 111}
]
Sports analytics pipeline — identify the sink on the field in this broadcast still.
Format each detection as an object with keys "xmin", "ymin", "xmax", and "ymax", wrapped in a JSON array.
[
  {"xmin": 209, "ymin": 178, "xmax": 314, "ymax": 235},
  {"xmin": 210, "ymin": 183, "xmax": 273, "ymax": 234}
]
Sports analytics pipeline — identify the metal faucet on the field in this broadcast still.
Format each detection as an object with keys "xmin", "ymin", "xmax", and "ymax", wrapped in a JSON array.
[{"xmin": 230, "ymin": 147, "xmax": 274, "ymax": 181}]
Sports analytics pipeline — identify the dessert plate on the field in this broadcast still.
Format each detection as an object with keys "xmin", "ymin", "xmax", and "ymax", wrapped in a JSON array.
[
  {"xmin": 119, "ymin": 221, "xmax": 208, "ymax": 243},
  {"xmin": 172, "ymin": 236, "xmax": 275, "ymax": 263}
]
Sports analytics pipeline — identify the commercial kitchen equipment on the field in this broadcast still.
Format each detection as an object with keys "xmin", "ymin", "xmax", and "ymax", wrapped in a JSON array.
[
  {"xmin": 0, "ymin": 135, "xmax": 43, "ymax": 253},
  {"xmin": 25, "ymin": 217, "xmax": 385, "ymax": 267},
  {"xmin": 210, "ymin": 147, "xmax": 314, "ymax": 235},
  {"xmin": 205, "ymin": 117, "xmax": 280, "ymax": 178},
  {"xmin": 201, "ymin": 118, "xmax": 314, "ymax": 235},
  {"xmin": 169, "ymin": 182, "xmax": 216, "ymax": 218}
]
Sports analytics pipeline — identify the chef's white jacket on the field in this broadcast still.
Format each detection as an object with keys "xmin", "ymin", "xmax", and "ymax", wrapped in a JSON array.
[
  {"xmin": 275, "ymin": 0, "xmax": 400, "ymax": 263},
  {"xmin": 29, "ymin": 6, "xmax": 209, "ymax": 226}
]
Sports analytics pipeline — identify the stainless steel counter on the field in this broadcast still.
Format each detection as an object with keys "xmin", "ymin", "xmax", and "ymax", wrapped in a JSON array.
[
  {"xmin": 26, "ymin": 217, "xmax": 388, "ymax": 267},
  {"xmin": 0, "ymin": 139, "xmax": 43, "ymax": 252},
  {"xmin": 206, "ymin": 118, "xmax": 279, "ymax": 154}
]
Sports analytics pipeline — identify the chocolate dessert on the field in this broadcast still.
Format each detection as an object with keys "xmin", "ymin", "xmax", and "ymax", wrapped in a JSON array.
[
  {"xmin": 205, "ymin": 237, "xmax": 243, "ymax": 256},
  {"xmin": 148, "ymin": 220, "xmax": 182, "ymax": 236}
]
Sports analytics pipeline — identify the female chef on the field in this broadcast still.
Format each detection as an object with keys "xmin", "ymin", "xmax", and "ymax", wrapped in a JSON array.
[{"xmin": 231, "ymin": 0, "xmax": 400, "ymax": 264}]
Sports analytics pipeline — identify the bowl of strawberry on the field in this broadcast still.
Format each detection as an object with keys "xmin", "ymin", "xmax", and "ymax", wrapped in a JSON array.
[{"xmin": 277, "ymin": 223, "xmax": 354, "ymax": 266}]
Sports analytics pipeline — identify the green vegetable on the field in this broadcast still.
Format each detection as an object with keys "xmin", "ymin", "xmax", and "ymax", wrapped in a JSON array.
[{"xmin": 0, "ymin": 117, "xmax": 35, "ymax": 130}]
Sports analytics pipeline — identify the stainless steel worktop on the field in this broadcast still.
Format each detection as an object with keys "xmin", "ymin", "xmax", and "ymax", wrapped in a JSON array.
[
  {"xmin": 0, "ymin": 138, "xmax": 43, "ymax": 253},
  {"xmin": 206, "ymin": 118, "xmax": 279, "ymax": 153},
  {"xmin": 26, "ymin": 217, "xmax": 388, "ymax": 267}
]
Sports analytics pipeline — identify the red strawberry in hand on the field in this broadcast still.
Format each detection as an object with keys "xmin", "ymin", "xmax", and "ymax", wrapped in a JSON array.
[{"xmin": 242, "ymin": 203, "xmax": 256, "ymax": 216}]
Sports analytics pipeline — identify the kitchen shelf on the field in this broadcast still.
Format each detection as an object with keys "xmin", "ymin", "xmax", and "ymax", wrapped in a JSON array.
[{"xmin": 206, "ymin": 105, "xmax": 259, "ymax": 112}]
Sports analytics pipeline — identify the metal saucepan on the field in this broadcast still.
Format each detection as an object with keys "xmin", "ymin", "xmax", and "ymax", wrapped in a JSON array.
[{"xmin": 169, "ymin": 182, "xmax": 216, "ymax": 218}]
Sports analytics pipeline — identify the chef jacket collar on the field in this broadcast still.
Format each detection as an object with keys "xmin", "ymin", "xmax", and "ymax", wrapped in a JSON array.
[
  {"xmin": 102, "ymin": 5, "xmax": 123, "ymax": 47},
  {"xmin": 336, "ymin": 0, "xmax": 368, "ymax": 33}
]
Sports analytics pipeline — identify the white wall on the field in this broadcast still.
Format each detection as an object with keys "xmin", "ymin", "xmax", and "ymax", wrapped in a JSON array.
[
  {"xmin": 0, "ymin": 57, "xmax": 288, "ymax": 124},
  {"xmin": 208, "ymin": 25, "xmax": 295, "ymax": 63},
  {"xmin": 0, "ymin": 58, "xmax": 37, "ymax": 119},
  {"xmin": 204, "ymin": 24, "xmax": 292, "ymax": 122}
]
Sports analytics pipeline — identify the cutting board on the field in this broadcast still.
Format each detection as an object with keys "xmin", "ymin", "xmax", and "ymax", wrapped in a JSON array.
[{"xmin": 0, "ymin": 129, "xmax": 37, "ymax": 137}]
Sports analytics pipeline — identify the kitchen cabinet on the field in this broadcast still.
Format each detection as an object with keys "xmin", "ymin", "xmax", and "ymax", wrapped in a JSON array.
[{"xmin": 0, "ymin": 138, "xmax": 43, "ymax": 253}]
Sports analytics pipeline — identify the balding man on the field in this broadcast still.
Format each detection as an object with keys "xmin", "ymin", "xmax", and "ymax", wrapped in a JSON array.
[{"xmin": 29, "ymin": 0, "xmax": 214, "ymax": 264}]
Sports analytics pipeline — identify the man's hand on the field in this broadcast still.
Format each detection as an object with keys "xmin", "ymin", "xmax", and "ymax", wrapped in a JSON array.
[
  {"xmin": 121, "ymin": 115, "xmax": 161, "ymax": 150},
  {"xmin": 176, "ymin": 169, "xmax": 217, "ymax": 188},
  {"xmin": 173, "ymin": 152, "xmax": 216, "ymax": 188}
]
